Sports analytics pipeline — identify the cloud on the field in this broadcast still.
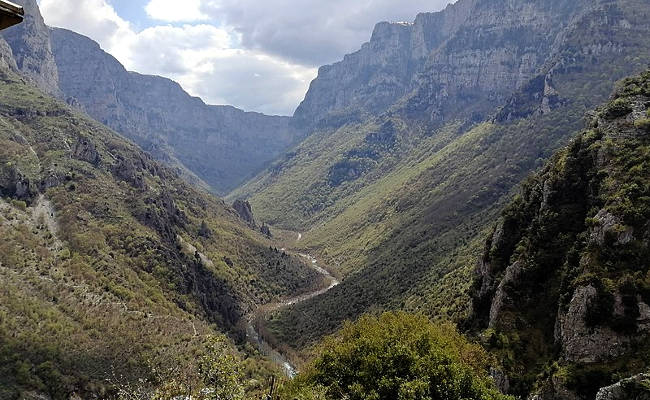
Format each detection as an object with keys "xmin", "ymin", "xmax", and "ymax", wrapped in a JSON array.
[
  {"xmin": 39, "ymin": 0, "xmax": 316, "ymax": 115},
  {"xmin": 145, "ymin": 0, "xmax": 208, "ymax": 22},
  {"xmin": 39, "ymin": 0, "xmax": 135, "ymax": 64},
  {"xmin": 39, "ymin": 0, "xmax": 454, "ymax": 114},
  {"xmin": 127, "ymin": 24, "xmax": 316, "ymax": 115},
  {"xmin": 202, "ymin": 0, "xmax": 454, "ymax": 66}
]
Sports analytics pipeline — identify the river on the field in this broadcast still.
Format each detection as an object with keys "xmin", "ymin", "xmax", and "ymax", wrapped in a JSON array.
[{"xmin": 245, "ymin": 247, "xmax": 340, "ymax": 378}]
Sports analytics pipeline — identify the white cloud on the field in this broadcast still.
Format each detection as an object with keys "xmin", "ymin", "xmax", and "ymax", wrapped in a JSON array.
[
  {"xmin": 145, "ymin": 0, "xmax": 208, "ymax": 22},
  {"xmin": 40, "ymin": 0, "xmax": 135, "ymax": 65},
  {"xmin": 39, "ymin": 0, "xmax": 316, "ymax": 115},
  {"xmin": 39, "ymin": 0, "xmax": 454, "ymax": 114},
  {"xmin": 127, "ymin": 25, "xmax": 316, "ymax": 115},
  {"xmin": 203, "ymin": 0, "xmax": 454, "ymax": 66}
]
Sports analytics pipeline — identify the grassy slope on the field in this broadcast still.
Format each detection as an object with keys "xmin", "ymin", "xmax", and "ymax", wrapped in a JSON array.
[
  {"xmin": 239, "ymin": 0, "xmax": 650, "ymax": 350},
  {"xmin": 0, "ymin": 66, "xmax": 319, "ymax": 398}
]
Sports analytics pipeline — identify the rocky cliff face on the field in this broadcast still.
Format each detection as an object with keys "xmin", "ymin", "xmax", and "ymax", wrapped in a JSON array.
[
  {"xmin": 0, "ymin": 0, "xmax": 59, "ymax": 96},
  {"xmin": 49, "ymin": 28, "xmax": 298, "ymax": 194},
  {"xmin": 232, "ymin": 199, "xmax": 257, "ymax": 228},
  {"xmin": 293, "ymin": 0, "xmax": 609, "ymax": 130},
  {"xmin": 469, "ymin": 71, "xmax": 650, "ymax": 399},
  {"xmin": 292, "ymin": 0, "xmax": 477, "ymax": 129}
]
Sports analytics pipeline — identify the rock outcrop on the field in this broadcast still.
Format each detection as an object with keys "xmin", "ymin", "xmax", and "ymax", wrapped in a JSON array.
[
  {"xmin": 232, "ymin": 199, "xmax": 256, "ymax": 228},
  {"xmin": 0, "ymin": 0, "xmax": 59, "ymax": 96},
  {"xmin": 596, "ymin": 374, "xmax": 650, "ymax": 400},
  {"xmin": 72, "ymin": 136, "xmax": 100, "ymax": 166}
]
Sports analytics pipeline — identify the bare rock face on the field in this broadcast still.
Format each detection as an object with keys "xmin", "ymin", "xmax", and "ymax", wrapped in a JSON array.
[
  {"xmin": 232, "ymin": 199, "xmax": 257, "ymax": 228},
  {"xmin": 0, "ymin": 0, "xmax": 60, "ymax": 96},
  {"xmin": 0, "ymin": 164, "xmax": 36, "ymax": 201},
  {"xmin": 49, "ymin": 28, "xmax": 299, "ymax": 194},
  {"xmin": 73, "ymin": 136, "xmax": 101, "ymax": 166},
  {"xmin": 292, "ymin": 0, "xmax": 477, "ymax": 129},
  {"xmin": 293, "ymin": 0, "xmax": 597, "ymax": 130},
  {"xmin": 595, "ymin": 374, "xmax": 650, "ymax": 400},
  {"xmin": 555, "ymin": 285, "xmax": 632, "ymax": 363},
  {"xmin": 488, "ymin": 261, "xmax": 524, "ymax": 329},
  {"xmin": 0, "ymin": 37, "xmax": 17, "ymax": 72}
]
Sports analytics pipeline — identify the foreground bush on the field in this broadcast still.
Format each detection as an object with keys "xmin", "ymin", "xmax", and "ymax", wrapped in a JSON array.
[{"xmin": 282, "ymin": 312, "xmax": 510, "ymax": 400}]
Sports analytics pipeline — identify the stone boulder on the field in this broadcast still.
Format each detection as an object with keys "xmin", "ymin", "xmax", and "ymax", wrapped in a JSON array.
[
  {"xmin": 232, "ymin": 199, "xmax": 257, "ymax": 228},
  {"xmin": 596, "ymin": 374, "xmax": 650, "ymax": 400}
]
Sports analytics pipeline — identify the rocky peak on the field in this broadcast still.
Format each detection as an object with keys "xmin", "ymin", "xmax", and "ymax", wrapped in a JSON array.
[
  {"xmin": 232, "ymin": 199, "xmax": 257, "ymax": 228},
  {"xmin": 0, "ymin": 0, "xmax": 59, "ymax": 96}
]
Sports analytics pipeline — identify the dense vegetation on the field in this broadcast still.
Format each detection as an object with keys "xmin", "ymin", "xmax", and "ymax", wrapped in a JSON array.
[
  {"xmin": 467, "ymin": 70, "xmax": 650, "ymax": 398},
  {"xmin": 283, "ymin": 313, "xmax": 511, "ymax": 400},
  {"xmin": 176, "ymin": 313, "xmax": 511, "ymax": 400},
  {"xmin": 0, "ymin": 64, "xmax": 320, "ymax": 398}
]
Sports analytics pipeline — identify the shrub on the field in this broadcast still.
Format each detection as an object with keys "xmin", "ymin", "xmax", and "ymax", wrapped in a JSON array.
[
  {"xmin": 603, "ymin": 98, "xmax": 633, "ymax": 119},
  {"xmin": 284, "ymin": 312, "xmax": 511, "ymax": 400},
  {"xmin": 10, "ymin": 199, "xmax": 27, "ymax": 211},
  {"xmin": 634, "ymin": 118, "xmax": 650, "ymax": 132}
]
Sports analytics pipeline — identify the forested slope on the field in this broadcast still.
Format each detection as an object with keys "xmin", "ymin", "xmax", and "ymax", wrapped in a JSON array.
[{"xmin": 468, "ymin": 70, "xmax": 650, "ymax": 400}]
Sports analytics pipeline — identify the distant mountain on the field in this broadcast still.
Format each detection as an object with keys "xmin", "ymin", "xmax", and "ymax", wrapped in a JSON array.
[
  {"xmin": 50, "ymin": 28, "xmax": 301, "ymax": 194},
  {"xmin": 235, "ymin": 0, "xmax": 650, "ymax": 361},
  {"xmin": 0, "ymin": 0, "xmax": 303, "ymax": 195},
  {"xmin": 468, "ymin": 70, "xmax": 650, "ymax": 400}
]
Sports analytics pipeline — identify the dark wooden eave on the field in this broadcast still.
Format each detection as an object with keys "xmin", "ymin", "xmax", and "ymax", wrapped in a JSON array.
[{"xmin": 0, "ymin": 0, "xmax": 23, "ymax": 30}]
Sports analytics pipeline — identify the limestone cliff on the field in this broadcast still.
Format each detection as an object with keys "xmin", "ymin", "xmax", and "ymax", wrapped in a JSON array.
[
  {"xmin": 469, "ymin": 71, "xmax": 650, "ymax": 399},
  {"xmin": 50, "ymin": 28, "xmax": 298, "ymax": 194},
  {"xmin": 293, "ymin": 0, "xmax": 616, "ymax": 130},
  {"xmin": 0, "ymin": 0, "xmax": 59, "ymax": 96}
]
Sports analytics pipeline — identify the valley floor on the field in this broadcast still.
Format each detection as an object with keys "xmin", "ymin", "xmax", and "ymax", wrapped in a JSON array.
[{"xmin": 245, "ymin": 231, "xmax": 340, "ymax": 377}]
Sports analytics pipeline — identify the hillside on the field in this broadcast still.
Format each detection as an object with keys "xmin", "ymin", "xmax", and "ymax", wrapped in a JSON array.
[
  {"xmin": 0, "ymin": 46, "xmax": 320, "ymax": 398},
  {"xmin": 234, "ymin": 0, "xmax": 650, "ymax": 350},
  {"xmin": 1, "ymin": 0, "xmax": 302, "ymax": 195},
  {"xmin": 467, "ymin": 70, "xmax": 650, "ymax": 399}
]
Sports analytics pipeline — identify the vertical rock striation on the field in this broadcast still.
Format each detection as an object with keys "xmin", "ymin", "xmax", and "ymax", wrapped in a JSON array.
[{"xmin": 0, "ymin": 0, "xmax": 59, "ymax": 96}]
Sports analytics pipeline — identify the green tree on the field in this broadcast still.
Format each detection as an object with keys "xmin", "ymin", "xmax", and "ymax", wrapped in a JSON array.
[
  {"xmin": 284, "ymin": 312, "xmax": 510, "ymax": 400},
  {"xmin": 199, "ymin": 335, "xmax": 245, "ymax": 400},
  {"xmin": 151, "ymin": 335, "xmax": 245, "ymax": 400}
]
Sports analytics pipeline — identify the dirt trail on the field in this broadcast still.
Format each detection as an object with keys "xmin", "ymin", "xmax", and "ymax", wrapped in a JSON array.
[{"xmin": 32, "ymin": 194, "xmax": 62, "ymax": 250}]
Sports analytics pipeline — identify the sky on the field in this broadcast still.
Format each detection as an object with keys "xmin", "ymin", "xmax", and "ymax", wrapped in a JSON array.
[{"xmin": 38, "ymin": 0, "xmax": 453, "ymax": 116}]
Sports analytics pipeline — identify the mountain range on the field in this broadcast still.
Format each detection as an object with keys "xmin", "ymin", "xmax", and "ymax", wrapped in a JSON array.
[{"xmin": 0, "ymin": 0, "xmax": 649, "ymax": 399}]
